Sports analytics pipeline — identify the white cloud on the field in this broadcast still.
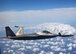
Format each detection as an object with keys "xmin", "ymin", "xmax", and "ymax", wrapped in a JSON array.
[
  {"xmin": 59, "ymin": 52, "xmax": 64, "ymax": 54},
  {"xmin": 29, "ymin": 23, "xmax": 76, "ymax": 35},
  {"xmin": 32, "ymin": 48, "xmax": 40, "ymax": 52},
  {"xmin": 0, "ymin": 8, "xmax": 76, "ymax": 18},
  {"xmin": 68, "ymin": 47, "xmax": 72, "ymax": 50},
  {"xmin": 0, "ymin": 35, "xmax": 76, "ymax": 54},
  {"xmin": 0, "ymin": 8, "xmax": 76, "ymax": 25}
]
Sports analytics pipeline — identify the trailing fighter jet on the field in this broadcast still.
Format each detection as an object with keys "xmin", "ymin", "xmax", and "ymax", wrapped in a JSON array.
[{"xmin": 5, "ymin": 26, "xmax": 73, "ymax": 40}]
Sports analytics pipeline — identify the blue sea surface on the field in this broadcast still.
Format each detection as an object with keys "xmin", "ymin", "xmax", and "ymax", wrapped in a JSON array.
[{"xmin": 0, "ymin": 35, "xmax": 76, "ymax": 54}]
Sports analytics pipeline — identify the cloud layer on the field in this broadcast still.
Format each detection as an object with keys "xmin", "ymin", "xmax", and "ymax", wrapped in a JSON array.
[
  {"xmin": 0, "ymin": 8, "xmax": 76, "ymax": 19},
  {"xmin": 1, "ymin": 34, "xmax": 76, "ymax": 54},
  {"xmin": 28, "ymin": 23, "xmax": 76, "ymax": 35},
  {"xmin": 0, "ymin": 8, "xmax": 76, "ymax": 26}
]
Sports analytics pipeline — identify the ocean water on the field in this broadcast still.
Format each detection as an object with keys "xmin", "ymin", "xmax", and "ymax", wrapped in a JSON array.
[{"xmin": 0, "ymin": 35, "xmax": 76, "ymax": 54}]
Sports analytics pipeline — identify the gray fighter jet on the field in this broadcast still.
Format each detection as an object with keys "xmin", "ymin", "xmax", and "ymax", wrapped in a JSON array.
[{"xmin": 5, "ymin": 26, "xmax": 73, "ymax": 40}]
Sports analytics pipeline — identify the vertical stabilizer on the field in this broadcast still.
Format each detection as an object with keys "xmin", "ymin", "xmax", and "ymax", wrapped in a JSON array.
[
  {"xmin": 5, "ymin": 26, "xmax": 16, "ymax": 37},
  {"xmin": 16, "ymin": 26, "xmax": 24, "ymax": 36}
]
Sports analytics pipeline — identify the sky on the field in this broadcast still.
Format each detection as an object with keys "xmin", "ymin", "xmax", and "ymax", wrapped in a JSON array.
[
  {"xmin": 0, "ymin": 0, "xmax": 76, "ymax": 31},
  {"xmin": 0, "ymin": 0, "xmax": 76, "ymax": 11}
]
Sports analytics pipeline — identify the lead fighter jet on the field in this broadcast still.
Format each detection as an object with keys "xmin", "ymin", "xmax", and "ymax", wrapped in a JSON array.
[
  {"xmin": 5, "ymin": 26, "xmax": 58, "ymax": 40},
  {"xmin": 5, "ymin": 26, "xmax": 73, "ymax": 40}
]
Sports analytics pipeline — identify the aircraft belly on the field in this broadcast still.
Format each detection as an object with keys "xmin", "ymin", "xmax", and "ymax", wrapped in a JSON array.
[
  {"xmin": 9, "ymin": 34, "xmax": 73, "ymax": 40},
  {"xmin": 9, "ymin": 35, "xmax": 57, "ymax": 40}
]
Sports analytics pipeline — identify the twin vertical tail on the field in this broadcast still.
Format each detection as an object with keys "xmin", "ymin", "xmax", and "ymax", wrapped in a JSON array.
[{"xmin": 5, "ymin": 26, "xmax": 16, "ymax": 37}]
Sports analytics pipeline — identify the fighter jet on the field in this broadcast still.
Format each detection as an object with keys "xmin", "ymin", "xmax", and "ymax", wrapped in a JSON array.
[
  {"xmin": 5, "ymin": 26, "xmax": 73, "ymax": 40},
  {"xmin": 5, "ymin": 26, "xmax": 58, "ymax": 40}
]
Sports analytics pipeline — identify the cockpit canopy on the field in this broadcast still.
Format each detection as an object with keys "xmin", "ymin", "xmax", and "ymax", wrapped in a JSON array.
[{"xmin": 42, "ymin": 30, "xmax": 51, "ymax": 34}]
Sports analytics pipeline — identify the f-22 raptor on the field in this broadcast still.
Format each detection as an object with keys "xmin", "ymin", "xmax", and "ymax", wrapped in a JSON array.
[{"xmin": 5, "ymin": 26, "xmax": 73, "ymax": 40}]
